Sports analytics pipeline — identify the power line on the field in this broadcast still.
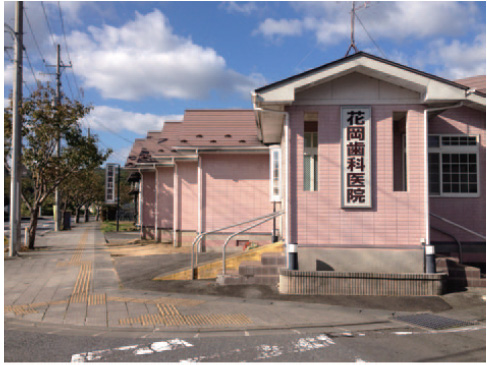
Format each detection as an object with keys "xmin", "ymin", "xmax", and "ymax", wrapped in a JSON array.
[
  {"xmin": 41, "ymin": 1, "xmax": 57, "ymax": 52},
  {"xmin": 57, "ymin": 1, "xmax": 82, "ymax": 101},
  {"xmin": 355, "ymin": 12, "xmax": 387, "ymax": 59},
  {"xmin": 5, "ymin": 47, "xmax": 14, "ymax": 62},
  {"xmin": 23, "ymin": 46, "xmax": 40, "ymax": 86},
  {"xmin": 96, "ymin": 123, "xmax": 134, "ymax": 144},
  {"xmin": 23, "ymin": 7, "xmax": 48, "ymax": 69}
]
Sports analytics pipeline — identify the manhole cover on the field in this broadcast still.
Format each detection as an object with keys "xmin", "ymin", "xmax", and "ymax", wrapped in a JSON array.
[{"xmin": 395, "ymin": 313, "xmax": 477, "ymax": 330}]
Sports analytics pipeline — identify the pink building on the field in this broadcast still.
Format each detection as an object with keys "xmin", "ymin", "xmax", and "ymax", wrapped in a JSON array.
[{"xmin": 126, "ymin": 52, "xmax": 485, "ymax": 275}]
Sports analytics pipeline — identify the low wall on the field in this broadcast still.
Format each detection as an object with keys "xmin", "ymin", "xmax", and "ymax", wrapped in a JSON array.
[
  {"xmin": 279, "ymin": 269, "xmax": 446, "ymax": 296},
  {"xmin": 298, "ymin": 246, "xmax": 425, "ymax": 273}
]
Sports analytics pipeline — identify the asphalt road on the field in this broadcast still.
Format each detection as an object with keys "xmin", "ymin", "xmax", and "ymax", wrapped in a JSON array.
[{"xmin": 4, "ymin": 324, "xmax": 485, "ymax": 362}]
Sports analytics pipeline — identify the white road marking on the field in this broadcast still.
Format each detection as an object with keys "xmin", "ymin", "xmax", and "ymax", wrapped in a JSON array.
[
  {"xmin": 71, "ymin": 339, "xmax": 194, "ymax": 362},
  {"xmin": 291, "ymin": 329, "xmax": 301, "ymax": 334}
]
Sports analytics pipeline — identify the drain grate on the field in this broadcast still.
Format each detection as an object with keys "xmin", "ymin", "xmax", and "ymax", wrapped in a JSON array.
[{"xmin": 395, "ymin": 313, "xmax": 477, "ymax": 330}]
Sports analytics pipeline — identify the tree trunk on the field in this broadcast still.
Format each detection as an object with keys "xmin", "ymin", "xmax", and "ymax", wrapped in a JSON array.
[
  {"xmin": 84, "ymin": 207, "xmax": 89, "ymax": 222},
  {"xmin": 75, "ymin": 207, "xmax": 80, "ymax": 223},
  {"xmin": 95, "ymin": 205, "xmax": 100, "ymax": 221},
  {"xmin": 28, "ymin": 205, "xmax": 40, "ymax": 250}
]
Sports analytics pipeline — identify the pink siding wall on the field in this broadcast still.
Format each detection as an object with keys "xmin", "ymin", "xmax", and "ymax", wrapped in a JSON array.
[
  {"xmin": 176, "ymin": 162, "xmax": 198, "ymax": 231},
  {"xmin": 429, "ymin": 106, "xmax": 486, "ymax": 242},
  {"xmin": 202, "ymin": 154, "xmax": 273, "ymax": 235},
  {"xmin": 142, "ymin": 171, "xmax": 155, "ymax": 227},
  {"xmin": 289, "ymin": 104, "xmax": 426, "ymax": 247},
  {"xmin": 156, "ymin": 167, "xmax": 174, "ymax": 229}
]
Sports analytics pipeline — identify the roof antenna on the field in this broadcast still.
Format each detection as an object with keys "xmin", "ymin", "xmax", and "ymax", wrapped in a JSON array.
[{"xmin": 345, "ymin": 1, "xmax": 368, "ymax": 56}]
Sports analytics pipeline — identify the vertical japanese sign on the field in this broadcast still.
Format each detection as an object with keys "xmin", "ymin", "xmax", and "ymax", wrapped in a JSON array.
[
  {"xmin": 105, "ymin": 163, "xmax": 117, "ymax": 204},
  {"xmin": 341, "ymin": 106, "xmax": 372, "ymax": 208}
]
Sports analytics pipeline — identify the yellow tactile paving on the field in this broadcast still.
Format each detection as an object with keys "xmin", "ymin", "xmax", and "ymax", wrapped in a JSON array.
[
  {"xmin": 88, "ymin": 293, "xmax": 106, "ymax": 306},
  {"xmin": 56, "ymin": 230, "xmax": 89, "ymax": 267},
  {"xmin": 72, "ymin": 262, "xmax": 92, "ymax": 295},
  {"xmin": 4, "ymin": 304, "xmax": 38, "ymax": 316},
  {"xmin": 107, "ymin": 296, "xmax": 204, "ymax": 307},
  {"xmin": 118, "ymin": 302, "xmax": 253, "ymax": 327}
]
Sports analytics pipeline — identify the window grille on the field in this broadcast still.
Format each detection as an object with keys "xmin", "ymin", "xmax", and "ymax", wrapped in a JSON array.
[{"xmin": 428, "ymin": 134, "xmax": 480, "ymax": 197}]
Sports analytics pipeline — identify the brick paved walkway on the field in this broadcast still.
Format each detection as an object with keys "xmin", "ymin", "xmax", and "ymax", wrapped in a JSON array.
[{"xmin": 3, "ymin": 223, "xmax": 407, "ymax": 331}]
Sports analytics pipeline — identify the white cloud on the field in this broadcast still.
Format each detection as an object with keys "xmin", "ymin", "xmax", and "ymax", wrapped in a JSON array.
[
  {"xmin": 221, "ymin": 1, "xmax": 258, "ymax": 15},
  {"xmin": 255, "ymin": 2, "xmax": 482, "ymax": 45},
  {"xmin": 254, "ymin": 18, "xmax": 303, "ymax": 39},
  {"xmin": 83, "ymin": 105, "xmax": 183, "ymax": 134},
  {"xmin": 418, "ymin": 34, "xmax": 486, "ymax": 80},
  {"xmin": 4, "ymin": 63, "xmax": 50, "ymax": 87},
  {"xmin": 65, "ymin": 9, "xmax": 265, "ymax": 101}
]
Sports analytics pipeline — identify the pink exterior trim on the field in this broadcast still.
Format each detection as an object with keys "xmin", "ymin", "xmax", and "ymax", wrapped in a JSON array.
[
  {"xmin": 289, "ymin": 104, "xmax": 427, "ymax": 247},
  {"xmin": 429, "ymin": 106, "xmax": 486, "ymax": 242}
]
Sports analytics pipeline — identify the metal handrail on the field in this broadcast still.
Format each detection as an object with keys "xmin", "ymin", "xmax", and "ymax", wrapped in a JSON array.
[
  {"xmin": 431, "ymin": 225, "xmax": 463, "ymax": 264},
  {"xmin": 190, "ymin": 211, "xmax": 283, "ymax": 279},
  {"xmin": 222, "ymin": 211, "xmax": 284, "ymax": 275},
  {"xmin": 430, "ymin": 213, "xmax": 486, "ymax": 240}
]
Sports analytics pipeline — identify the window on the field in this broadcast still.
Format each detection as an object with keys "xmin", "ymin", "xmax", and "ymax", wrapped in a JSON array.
[
  {"xmin": 428, "ymin": 134, "xmax": 480, "ymax": 197},
  {"xmin": 393, "ymin": 112, "xmax": 407, "ymax": 191},
  {"xmin": 269, "ymin": 146, "xmax": 281, "ymax": 201},
  {"xmin": 304, "ymin": 114, "xmax": 318, "ymax": 191}
]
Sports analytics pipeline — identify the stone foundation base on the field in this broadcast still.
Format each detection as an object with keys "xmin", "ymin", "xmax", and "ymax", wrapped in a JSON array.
[{"xmin": 279, "ymin": 269, "xmax": 447, "ymax": 296}]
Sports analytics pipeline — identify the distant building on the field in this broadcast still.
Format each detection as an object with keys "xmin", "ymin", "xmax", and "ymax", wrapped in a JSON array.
[{"xmin": 126, "ymin": 52, "xmax": 485, "ymax": 273}]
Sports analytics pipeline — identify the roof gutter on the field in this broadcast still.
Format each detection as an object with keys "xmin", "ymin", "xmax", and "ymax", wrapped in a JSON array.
[{"xmin": 172, "ymin": 146, "xmax": 268, "ymax": 152}]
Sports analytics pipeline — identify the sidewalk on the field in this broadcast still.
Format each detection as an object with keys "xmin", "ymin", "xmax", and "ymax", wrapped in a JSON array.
[{"xmin": 4, "ymin": 223, "xmax": 485, "ymax": 334}]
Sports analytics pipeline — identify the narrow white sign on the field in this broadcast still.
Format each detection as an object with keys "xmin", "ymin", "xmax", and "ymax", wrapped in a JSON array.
[{"xmin": 341, "ymin": 106, "xmax": 372, "ymax": 208}]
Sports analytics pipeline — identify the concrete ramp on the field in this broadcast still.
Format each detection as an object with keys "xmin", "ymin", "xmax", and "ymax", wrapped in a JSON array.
[{"xmin": 153, "ymin": 242, "xmax": 284, "ymax": 280}]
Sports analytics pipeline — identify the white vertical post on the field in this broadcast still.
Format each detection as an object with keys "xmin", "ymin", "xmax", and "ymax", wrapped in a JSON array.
[
  {"xmin": 139, "ymin": 171, "xmax": 144, "ymax": 239},
  {"xmin": 285, "ymin": 113, "xmax": 291, "ymax": 268},
  {"xmin": 197, "ymin": 152, "xmax": 203, "ymax": 253},
  {"xmin": 424, "ymin": 110, "xmax": 430, "ymax": 247},
  {"xmin": 154, "ymin": 167, "xmax": 159, "ymax": 242},
  {"xmin": 173, "ymin": 162, "xmax": 178, "ymax": 247}
]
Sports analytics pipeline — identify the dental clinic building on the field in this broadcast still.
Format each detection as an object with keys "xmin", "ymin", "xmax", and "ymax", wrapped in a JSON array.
[{"xmin": 127, "ymin": 52, "xmax": 485, "ymax": 277}]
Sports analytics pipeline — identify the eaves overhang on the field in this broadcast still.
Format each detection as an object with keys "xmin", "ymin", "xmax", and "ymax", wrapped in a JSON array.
[{"xmin": 253, "ymin": 51, "xmax": 486, "ymax": 144}]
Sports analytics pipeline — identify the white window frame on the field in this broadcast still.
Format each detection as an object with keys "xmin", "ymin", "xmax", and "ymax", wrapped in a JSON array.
[
  {"xmin": 428, "ymin": 134, "xmax": 480, "ymax": 198},
  {"xmin": 269, "ymin": 145, "xmax": 281, "ymax": 202},
  {"xmin": 304, "ymin": 130, "xmax": 318, "ymax": 192}
]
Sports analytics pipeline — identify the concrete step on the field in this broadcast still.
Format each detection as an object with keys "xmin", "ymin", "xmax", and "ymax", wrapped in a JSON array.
[
  {"xmin": 447, "ymin": 277, "xmax": 486, "ymax": 289},
  {"xmin": 436, "ymin": 256, "xmax": 484, "ymax": 288},
  {"xmin": 216, "ymin": 274, "xmax": 279, "ymax": 286},
  {"xmin": 261, "ymin": 252, "xmax": 286, "ymax": 266},
  {"xmin": 238, "ymin": 261, "xmax": 281, "ymax": 276}
]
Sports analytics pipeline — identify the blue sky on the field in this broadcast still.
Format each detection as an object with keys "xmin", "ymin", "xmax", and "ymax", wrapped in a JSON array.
[{"xmin": 4, "ymin": 1, "xmax": 486, "ymax": 164}]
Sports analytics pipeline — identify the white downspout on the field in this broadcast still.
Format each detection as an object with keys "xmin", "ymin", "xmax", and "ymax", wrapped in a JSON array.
[
  {"xmin": 138, "ymin": 169, "xmax": 144, "ymax": 240},
  {"xmin": 423, "ymin": 102, "xmax": 463, "ymax": 246},
  {"xmin": 155, "ymin": 166, "xmax": 159, "ymax": 242},
  {"xmin": 173, "ymin": 159, "xmax": 178, "ymax": 247},
  {"xmin": 252, "ymin": 102, "xmax": 291, "ymax": 269},
  {"xmin": 197, "ymin": 149, "xmax": 202, "ymax": 252}
]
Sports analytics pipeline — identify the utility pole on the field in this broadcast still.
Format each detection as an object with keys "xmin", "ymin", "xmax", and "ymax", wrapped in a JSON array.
[
  {"xmin": 9, "ymin": 1, "xmax": 23, "ymax": 257},
  {"xmin": 47, "ymin": 44, "xmax": 71, "ymax": 231}
]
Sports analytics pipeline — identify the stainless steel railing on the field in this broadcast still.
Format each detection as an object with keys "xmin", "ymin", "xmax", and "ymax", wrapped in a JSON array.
[
  {"xmin": 430, "ymin": 213, "xmax": 486, "ymax": 240},
  {"xmin": 190, "ymin": 211, "xmax": 283, "ymax": 280},
  {"xmin": 222, "ymin": 210, "xmax": 284, "ymax": 275}
]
